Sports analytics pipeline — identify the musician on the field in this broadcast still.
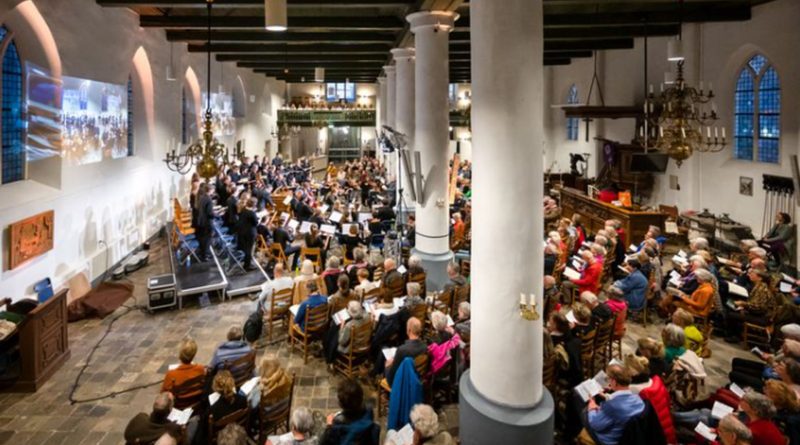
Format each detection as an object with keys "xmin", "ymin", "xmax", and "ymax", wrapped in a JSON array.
[
  {"xmin": 270, "ymin": 220, "xmax": 301, "ymax": 270},
  {"xmin": 237, "ymin": 197, "xmax": 259, "ymax": 271},
  {"xmin": 224, "ymin": 183, "xmax": 238, "ymax": 229},
  {"xmin": 194, "ymin": 183, "xmax": 214, "ymax": 262}
]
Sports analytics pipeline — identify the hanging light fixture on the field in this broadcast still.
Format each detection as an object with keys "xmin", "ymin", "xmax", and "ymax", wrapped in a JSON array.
[
  {"xmin": 164, "ymin": 0, "xmax": 244, "ymax": 179},
  {"xmin": 265, "ymin": 0, "xmax": 287, "ymax": 32},
  {"xmin": 315, "ymin": 67, "xmax": 325, "ymax": 83},
  {"xmin": 667, "ymin": 0, "xmax": 685, "ymax": 62}
]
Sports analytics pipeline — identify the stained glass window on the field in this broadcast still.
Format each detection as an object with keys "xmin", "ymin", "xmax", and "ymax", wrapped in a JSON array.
[
  {"xmin": 326, "ymin": 82, "xmax": 356, "ymax": 102},
  {"xmin": 567, "ymin": 84, "xmax": 579, "ymax": 141},
  {"xmin": 1, "ymin": 26, "xmax": 24, "ymax": 184},
  {"xmin": 127, "ymin": 77, "xmax": 134, "ymax": 157},
  {"xmin": 734, "ymin": 54, "xmax": 780, "ymax": 163}
]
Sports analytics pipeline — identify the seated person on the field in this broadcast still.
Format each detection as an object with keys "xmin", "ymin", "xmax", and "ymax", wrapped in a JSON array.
[
  {"xmin": 544, "ymin": 243, "xmax": 560, "ymax": 277},
  {"xmin": 386, "ymin": 317, "xmax": 427, "ymax": 387},
  {"xmin": 672, "ymin": 308, "xmax": 704, "ymax": 355},
  {"xmin": 337, "ymin": 301, "xmax": 372, "ymax": 355},
  {"xmin": 661, "ymin": 323, "xmax": 686, "ymax": 368},
  {"xmin": 726, "ymin": 269, "xmax": 782, "ymax": 340},
  {"xmin": 124, "ymin": 392, "xmax": 181, "ymax": 444},
  {"xmin": 321, "ymin": 256, "xmax": 343, "ymax": 296},
  {"xmin": 266, "ymin": 407, "xmax": 317, "ymax": 445},
  {"xmin": 761, "ymin": 211, "xmax": 794, "ymax": 262},
  {"xmin": 381, "ymin": 258, "xmax": 404, "ymax": 289},
  {"xmin": 579, "ymin": 364, "xmax": 645, "ymax": 445},
  {"xmin": 258, "ymin": 263, "xmax": 294, "ymax": 314},
  {"xmin": 354, "ymin": 268, "xmax": 380, "ymax": 298},
  {"xmin": 443, "ymin": 262, "xmax": 468, "ymax": 291},
  {"xmin": 729, "ymin": 338, "xmax": 800, "ymax": 392},
  {"xmin": 161, "ymin": 337, "xmax": 205, "ymax": 394},
  {"xmin": 209, "ymin": 326, "xmax": 252, "ymax": 371},
  {"xmin": 570, "ymin": 303, "xmax": 594, "ymax": 338},
  {"xmin": 208, "ymin": 370, "xmax": 248, "ymax": 422},
  {"xmin": 293, "ymin": 281, "xmax": 327, "ymax": 332},
  {"xmin": 580, "ymin": 291, "xmax": 612, "ymax": 330},
  {"xmin": 611, "ymin": 259, "xmax": 648, "ymax": 311},
  {"xmin": 248, "ymin": 358, "xmax": 292, "ymax": 410},
  {"xmin": 319, "ymin": 379, "xmax": 380, "ymax": 445},
  {"xmin": 636, "ymin": 337, "xmax": 667, "ymax": 378},
  {"xmin": 566, "ymin": 250, "xmax": 603, "ymax": 295},
  {"xmin": 605, "ymin": 291, "xmax": 628, "ymax": 317},
  {"xmin": 403, "ymin": 282, "xmax": 425, "ymax": 308},
  {"xmin": 625, "ymin": 355, "xmax": 676, "ymax": 445},
  {"xmin": 429, "ymin": 311, "xmax": 453, "ymax": 345},
  {"xmin": 407, "ymin": 255, "xmax": 425, "ymax": 277},
  {"xmin": 549, "ymin": 311, "xmax": 583, "ymax": 387},
  {"xmin": 764, "ymin": 380, "xmax": 800, "ymax": 444},
  {"xmin": 543, "ymin": 275, "xmax": 562, "ymax": 316},
  {"xmin": 454, "ymin": 301, "xmax": 471, "ymax": 340},
  {"xmin": 717, "ymin": 413, "xmax": 754, "ymax": 445},
  {"xmin": 405, "ymin": 404, "xmax": 456, "ymax": 445},
  {"xmin": 339, "ymin": 224, "xmax": 365, "ymax": 261},
  {"xmin": 663, "ymin": 268, "xmax": 715, "ymax": 317},
  {"xmin": 740, "ymin": 390, "xmax": 786, "ymax": 445},
  {"xmin": 346, "ymin": 248, "xmax": 371, "ymax": 282},
  {"xmin": 328, "ymin": 274, "xmax": 356, "ymax": 314},
  {"xmin": 294, "ymin": 260, "xmax": 320, "ymax": 302}
]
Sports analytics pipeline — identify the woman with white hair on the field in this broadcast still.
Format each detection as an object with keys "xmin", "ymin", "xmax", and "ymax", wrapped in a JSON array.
[
  {"xmin": 293, "ymin": 259, "xmax": 321, "ymax": 304},
  {"xmin": 404, "ymin": 282, "xmax": 425, "ymax": 307},
  {"xmin": 409, "ymin": 404, "xmax": 455, "ymax": 445},
  {"xmin": 739, "ymin": 390, "xmax": 785, "ymax": 445},
  {"xmin": 266, "ymin": 407, "xmax": 318, "ymax": 445},
  {"xmin": 429, "ymin": 311, "xmax": 453, "ymax": 345},
  {"xmin": 337, "ymin": 301, "xmax": 371, "ymax": 355},
  {"xmin": 717, "ymin": 414, "xmax": 753, "ymax": 445},
  {"xmin": 407, "ymin": 255, "xmax": 425, "ymax": 276}
]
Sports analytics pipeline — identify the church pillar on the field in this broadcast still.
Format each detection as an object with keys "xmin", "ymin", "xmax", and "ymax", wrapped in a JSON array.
[
  {"xmin": 459, "ymin": 0, "xmax": 555, "ymax": 443},
  {"xmin": 391, "ymin": 47, "xmax": 416, "ymax": 220},
  {"xmin": 383, "ymin": 65, "xmax": 397, "ymax": 180},
  {"xmin": 407, "ymin": 11, "xmax": 458, "ymax": 291},
  {"xmin": 377, "ymin": 76, "xmax": 387, "ymax": 163}
]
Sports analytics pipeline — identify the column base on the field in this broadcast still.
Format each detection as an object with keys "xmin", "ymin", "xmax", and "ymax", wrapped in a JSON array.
[
  {"xmin": 410, "ymin": 248, "xmax": 453, "ymax": 292},
  {"xmin": 459, "ymin": 370, "xmax": 555, "ymax": 445}
]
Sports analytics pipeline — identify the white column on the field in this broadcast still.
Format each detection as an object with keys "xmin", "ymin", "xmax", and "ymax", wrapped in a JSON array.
[
  {"xmin": 470, "ymin": 0, "xmax": 544, "ymax": 407},
  {"xmin": 377, "ymin": 76, "xmax": 387, "ymax": 162},
  {"xmin": 408, "ymin": 11, "xmax": 458, "ymax": 258},
  {"xmin": 391, "ymin": 47, "xmax": 416, "ymax": 213},
  {"xmin": 384, "ymin": 65, "xmax": 397, "ymax": 178}
]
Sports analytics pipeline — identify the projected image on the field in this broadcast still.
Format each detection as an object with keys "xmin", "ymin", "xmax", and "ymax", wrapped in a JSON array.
[
  {"xmin": 25, "ymin": 64, "xmax": 63, "ymax": 161},
  {"xmin": 62, "ymin": 76, "xmax": 127, "ymax": 165},
  {"xmin": 201, "ymin": 92, "xmax": 235, "ymax": 137}
]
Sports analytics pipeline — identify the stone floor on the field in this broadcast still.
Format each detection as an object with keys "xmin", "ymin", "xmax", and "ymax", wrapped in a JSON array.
[{"xmin": 0, "ymin": 238, "xmax": 751, "ymax": 444}]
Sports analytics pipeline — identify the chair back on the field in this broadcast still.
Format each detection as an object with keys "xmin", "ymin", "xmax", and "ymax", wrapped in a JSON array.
[
  {"xmin": 408, "ymin": 272, "xmax": 426, "ymax": 297},
  {"xmin": 269, "ymin": 243, "xmax": 287, "ymax": 267},
  {"xmin": 372, "ymin": 265, "xmax": 385, "ymax": 282},
  {"xmin": 361, "ymin": 286, "xmax": 384, "ymax": 304},
  {"xmin": 208, "ymin": 407, "xmax": 249, "ymax": 444},
  {"xmin": 413, "ymin": 352, "xmax": 431, "ymax": 380},
  {"xmin": 542, "ymin": 352, "xmax": 557, "ymax": 393},
  {"xmin": 222, "ymin": 350, "xmax": 256, "ymax": 388},
  {"xmin": 385, "ymin": 276, "xmax": 405, "ymax": 300},
  {"xmin": 461, "ymin": 260, "xmax": 471, "ymax": 280},
  {"xmin": 304, "ymin": 303, "xmax": 330, "ymax": 335},
  {"xmin": 409, "ymin": 303, "xmax": 428, "ymax": 324},
  {"xmin": 348, "ymin": 319, "xmax": 374, "ymax": 356},
  {"xmin": 594, "ymin": 317, "xmax": 615, "ymax": 352},
  {"xmin": 580, "ymin": 329, "xmax": 597, "ymax": 377},
  {"xmin": 171, "ymin": 373, "xmax": 207, "ymax": 410},
  {"xmin": 270, "ymin": 286, "xmax": 295, "ymax": 319},
  {"xmin": 613, "ymin": 309, "xmax": 628, "ymax": 339},
  {"xmin": 434, "ymin": 288, "xmax": 454, "ymax": 314},
  {"xmin": 451, "ymin": 284, "xmax": 470, "ymax": 314},
  {"xmin": 257, "ymin": 235, "xmax": 269, "ymax": 253},
  {"xmin": 300, "ymin": 247, "xmax": 323, "ymax": 271}
]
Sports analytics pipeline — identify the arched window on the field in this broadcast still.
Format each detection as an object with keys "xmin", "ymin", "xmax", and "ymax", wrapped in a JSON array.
[
  {"xmin": 1, "ymin": 26, "xmax": 24, "ymax": 184},
  {"xmin": 127, "ymin": 76, "xmax": 134, "ymax": 156},
  {"xmin": 734, "ymin": 54, "xmax": 780, "ymax": 163},
  {"xmin": 566, "ymin": 84, "xmax": 579, "ymax": 141}
]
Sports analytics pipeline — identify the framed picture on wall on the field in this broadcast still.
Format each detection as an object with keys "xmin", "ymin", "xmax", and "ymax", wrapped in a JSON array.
[{"xmin": 740, "ymin": 176, "xmax": 754, "ymax": 196}]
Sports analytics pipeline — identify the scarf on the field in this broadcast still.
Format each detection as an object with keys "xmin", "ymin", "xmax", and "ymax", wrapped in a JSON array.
[{"xmin": 261, "ymin": 367, "xmax": 292, "ymax": 404}]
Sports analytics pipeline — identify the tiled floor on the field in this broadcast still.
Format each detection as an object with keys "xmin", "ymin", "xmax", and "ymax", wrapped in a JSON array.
[{"xmin": 0, "ymin": 239, "xmax": 751, "ymax": 444}]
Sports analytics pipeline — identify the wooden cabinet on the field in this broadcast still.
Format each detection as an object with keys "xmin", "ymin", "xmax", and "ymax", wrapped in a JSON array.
[
  {"xmin": 15, "ymin": 289, "xmax": 70, "ymax": 392},
  {"xmin": 559, "ymin": 187, "xmax": 666, "ymax": 243}
]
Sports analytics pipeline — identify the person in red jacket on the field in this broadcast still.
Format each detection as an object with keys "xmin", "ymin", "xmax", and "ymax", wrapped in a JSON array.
[
  {"xmin": 626, "ymin": 355, "xmax": 677, "ymax": 444},
  {"xmin": 739, "ymin": 391, "xmax": 787, "ymax": 445},
  {"xmin": 567, "ymin": 250, "xmax": 603, "ymax": 295}
]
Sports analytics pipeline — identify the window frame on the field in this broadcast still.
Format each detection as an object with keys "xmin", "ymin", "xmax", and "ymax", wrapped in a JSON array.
[
  {"xmin": 326, "ymin": 82, "xmax": 356, "ymax": 103},
  {"xmin": 0, "ymin": 25, "xmax": 26, "ymax": 184},
  {"xmin": 566, "ymin": 84, "xmax": 580, "ymax": 141},
  {"xmin": 733, "ymin": 54, "xmax": 781, "ymax": 164}
]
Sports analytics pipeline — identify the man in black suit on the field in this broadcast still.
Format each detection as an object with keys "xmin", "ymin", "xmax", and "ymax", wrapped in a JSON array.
[
  {"xmin": 270, "ymin": 220, "xmax": 301, "ymax": 270},
  {"xmin": 385, "ymin": 317, "xmax": 427, "ymax": 387},
  {"xmin": 224, "ymin": 183, "xmax": 238, "ymax": 229},
  {"xmin": 194, "ymin": 183, "xmax": 214, "ymax": 262},
  {"xmin": 381, "ymin": 258, "xmax": 404, "ymax": 289}
]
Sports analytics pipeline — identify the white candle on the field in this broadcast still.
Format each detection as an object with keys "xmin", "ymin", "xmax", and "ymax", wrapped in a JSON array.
[
  {"xmin": 644, "ymin": 102, "xmax": 648, "ymax": 114},
  {"xmin": 660, "ymin": 126, "xmax": 664, "ymax": 138},
  {"xmin": 639, "ymin": 126, "xmax": 644, "ymax": 138},
  {"xmin": 660, "ymin": 83, "xmax": 664, "ymax": 93},
  {"xmin": 707, "ymin": 127, "xmax": 711, "ymax": 138},
  {"xmin": 714, "ymin": 127, "xmax": 719, "ymax": 138},
  {"xmin": 649, "ymin": 84, "xmax": 654, "ymax": 94},
  {"xmin": 530, "ymin": 293, "xmax": 536, "ymax": 306},
  {"xmin": 681, "ymin": 127, "xmax": 686, "ymax": 138},
  {"xmin": 722, "ymin": 127, "xmax": 726, "ymax": 139},
  {"xmin": 520, "ymin": 293, "xmax": 525, "ymax": 306}
]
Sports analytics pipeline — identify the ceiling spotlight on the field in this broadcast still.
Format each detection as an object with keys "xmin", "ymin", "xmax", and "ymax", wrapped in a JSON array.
[{"xmin": 265, "ymin": 0, "xmax": 287, "ymax": 32}]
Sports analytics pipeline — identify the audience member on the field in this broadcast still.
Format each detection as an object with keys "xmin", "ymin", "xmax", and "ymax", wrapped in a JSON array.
[
  {"xmin": 161, "ymin": 337, "xmax": 205, "ymax": 394},
  {"xmin": 209, "ymin": 326, "xmax": 253, "ymax": 371},
  {"xmin": 319, "ymin": 379, "xmax": 379, "ymax": 445},
  {"xmin": 124, "ymin": 392, "xmax": 180, "ymax": 444}
]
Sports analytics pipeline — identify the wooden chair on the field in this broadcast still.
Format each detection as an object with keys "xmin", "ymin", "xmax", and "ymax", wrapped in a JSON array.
[
  {"xmin": 334, "ymin": 320, "xmax": 374, "ymax": 379},
  {"xmin": 269, "ymin": 243, "xmax": 288, "ymax": 269},
  {"xmin": 221, "ymin": 350, "xmax": 256, "ymax": 388},
  {"xmin": 360, "ymin": 286, "xmax": 384, "ymax": 304},
  {"xmin": 384, "ymin": 277, "xmax": 405, "ymax": 300},
  {"xmin": 288, "ymin": 303, "xmax": 330, "ymax": 364},
  {"xmin": 257, "ymin": 235, "xmax": 269, "ymax": 255},
  {"xmin": 408, "ymin": 303, "xmax": 428, "ymax": 325},
  {"xmin": 542, "ymin": 351, "xmax": 557, "ymax": 396},
  {"xmin": 433, "ymin": 288, "xmax": 454, "ymax": 315},
  {"xmin": 693, "ymin": 314, "xmax": 713, "ymax": 358},
  {"xmin": 593, "ymin": 318, "xmax": 615, "ymax": 372},
  {"xmin": 300, "ymin": 247, "xmax": 323, "ymax": 272},
  {"xmin": 171, "ymin": 373, "xmax": 207, "ymax": 411},
  {"xmin": 460, "ymin": 260, "xmax": 471, "ymax": 280},
  {"xmin": 408, "ymin": 272, "xmax": 427, "ymax": 297},
  {"xmin": 265, "ymin": 285, "xmax": 294, "ymax": 341},
  {"xmin": 451, "ymin": 284, "xmax": 470, "ymax": 315},
  {"xmin": 258, "ymin": 373, "xmax": 295, "ymax": 444},
  {"xmin": 373, "ymin": 265, "xmax": 385, "ymax": 282},
  {"xmin": 609, "ymin": 310, "xmax": 628, "ymax": 360},
  {"xmin": 208, "ymin": 407, "xmax": 249, "ymax": 444},
  {"xmin": 378, "ymin": 352, "xmax": 430, "ymax": 417},
  {"xmin": 744, "ymin": 322, "xmax": 774, "ymax": 350},
  {"xmin": 580, "ymin": 329, "xmax": 597, "ymax": 379}
]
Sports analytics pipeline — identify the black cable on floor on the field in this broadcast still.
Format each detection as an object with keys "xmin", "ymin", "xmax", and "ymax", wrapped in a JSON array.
[{"xmin": 67, "ymin": 302, "xmax": 161, "ymax": 405}]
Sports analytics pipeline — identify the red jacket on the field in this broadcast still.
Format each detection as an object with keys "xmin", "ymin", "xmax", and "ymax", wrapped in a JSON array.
[
  {"xmin": 573, "ymin": 261, "xmax": 603, "ymax": 294},
  {"xmin": 638, "ymin": 376, "xmax": 676, "ymax": 444},
  {"xmin": 746, "ymin": 419, "xmax": 786, "ymax": 445}
]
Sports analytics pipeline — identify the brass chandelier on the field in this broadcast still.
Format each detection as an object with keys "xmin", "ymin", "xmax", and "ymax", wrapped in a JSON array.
[
  {"xmin": 164, "ymin": 0, "xmax": 243, "ymax": 178},
  {"xmin": 643, "ymin": 60, "xmax": 727, "ymax": 167}
]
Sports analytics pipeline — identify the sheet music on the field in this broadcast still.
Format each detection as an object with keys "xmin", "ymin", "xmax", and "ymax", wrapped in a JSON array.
[
  {"xmin": 298, "ymin": 221, "xmax": 312, "ymax": 234},
  {"xmin": 678, "ymin": 249, "xmax": 688, "ymax": 258},
  {"xmin": 393, "ymin": 297, "xmax": 407, "ymax": 308},
  {"xmin": 382, "ymin": 347, "xmax": 397, "ymax": 361},
  {"xmin": 386, "ymin": 424, "xmax": 415, "ymax": 445},
  {"xmin": 665, "ymin": 221, "xmax": 679, "ymax": 234},
  {"xmin": 783, "ymin": 273, "xmax": 796, "ymax": 283},
  {"xmin": 287, "ymin": 219, "xmax": 300, "ymax": 231},
  {"xmin": 330, "ymin": 211, "xmax": 343, "ymax": 223},
  {"xmin": 447, "ymin": 314, "xmax": 455, "ymax": 327},
  {"xmin": 321, "ymin": 204, "xmax": 330, "ymax": 213},
  {"xmin": 167, "ymin": 407, "xmax": 193, "ymax": 425},
  {"xmin": 628, "ymin": 244, "xmax": 637, "ymax": 252},
  {"xmin": 208, "ymin": 392, "xmax": 220, "ymax": 406},
  {"xmin": 566, "ymin": 310, "xmax": 578, "ymax": 325},
  {"xmin": 780, "ymin": 282, "xmax": 793, "ymax": 293},
  {"xmin": 397, "ymin": 265, "xmax": 407, "ymax": 274},
  {"xmin": 283, "ymin": 195, "xmax": 293, "ymax": 205},
  {"xmin": 671, "ymin": 255, "xmax": 688, "ymax": 266},
  {"xmin": 289, "ymin": 304, "xmax": 300, "ymax": 316},
  {"xmin": 695, "ymin": 422, "xmax": 717, "ymax": 441},
  {"xmin": 320, "ymin": 224, "xmax": 336, "ymax": 236},
  {"xmin": 332, "ymin": 308, "xmax": 351, "ymax": 325},
  {"xmin": 240, "ymin": 376, "xmax": 259, "ymax": 396},
  {"xmin": 575, "ymin": 378, "xmax": 604, "ymax": 402},
  {"xmin": 711, "ymin": 401, "xmax": 735, "ymax": 419},
  {"xmin": 729, "ymin": 382, "xmax": 745, "ymax": 398},
  {"xmin": 358, "ymin": 212, "xmax": 373, "ymax": 224},
  {"xmin": 563, "ymin": 267, "xmax": 581, "ymax": 281},
  {"xmin": 727, "ymin": 281, "xmax": 749, "ymax": 298}
]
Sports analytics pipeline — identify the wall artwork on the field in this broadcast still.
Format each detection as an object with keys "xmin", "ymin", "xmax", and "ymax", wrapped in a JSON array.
[
  {"xmin": 9, "ymin": 210, "xmax": 54, "ymax": 270},
  {"xmin": 740, "ymin": 176, "xmax": 754, "ymax": 197}
]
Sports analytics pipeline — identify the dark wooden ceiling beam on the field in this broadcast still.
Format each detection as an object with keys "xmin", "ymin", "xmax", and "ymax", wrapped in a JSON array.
[
  {"xmin": 167, "ymin": 30, "xmax": 397, "ymax": 43},
  {"xmin": 220, "ymin": 53, "xmax": 388, "ymax": 62},
  {"xmin": 99, "ymin": 0, "xmax": 413, "ymax": 7},
  {"xmin": 192, "ymin": 43, "xmax": 392, "ymax": 53},
  {"xmin": 141, "ymin": 15, "xmax": 406, "ymax": 30}
]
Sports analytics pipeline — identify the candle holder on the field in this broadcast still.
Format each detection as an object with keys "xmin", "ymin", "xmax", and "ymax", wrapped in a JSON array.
[{"xmin": 519, "ymin": 293, "xmax": 540, "ymax": 321}]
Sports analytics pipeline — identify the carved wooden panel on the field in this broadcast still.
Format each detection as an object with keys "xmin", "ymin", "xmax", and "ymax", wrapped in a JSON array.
[{"xmin": 8, "ymin": 210, "xmax": 54, "ymax": 270}]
